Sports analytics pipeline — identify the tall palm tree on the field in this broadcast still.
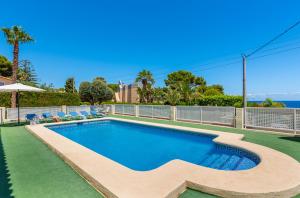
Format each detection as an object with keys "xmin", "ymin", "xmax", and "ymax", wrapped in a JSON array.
[
  {"xmin": 135, "ymin": 70, "xmax": 155, "ymax": 103},
  {"xmin": 135, "ymin": 70, "xmax": 155, "ymax": 89},
  {"xmin": 2, "ymin": 26, "xmax": 34, "ymax": 107}
]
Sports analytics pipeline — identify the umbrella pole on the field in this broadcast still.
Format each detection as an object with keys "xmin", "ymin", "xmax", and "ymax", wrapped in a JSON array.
[{"xmin": 17, "ymin": 91, "xmax": 20, "ymax": 125}]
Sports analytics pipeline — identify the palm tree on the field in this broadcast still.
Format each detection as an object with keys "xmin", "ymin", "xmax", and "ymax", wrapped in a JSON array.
[
  {"xmin": 2, "ymin": 26, "xmax": 34, "ymax": 107},
  {"xmin": 135, "ymin": 70, "xmax": 155, "ymax": 89},
  {"xmin": 165, "ymin": 88, "xmax": 181, "ymax": 106},
  {"xmin": 135, "ymin": 70, "xmax": 155, "ymax": 103}
]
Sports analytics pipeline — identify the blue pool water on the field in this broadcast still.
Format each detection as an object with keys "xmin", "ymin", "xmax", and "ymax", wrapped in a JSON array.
[{"xmin": 48, "ymin": 120, "xmax": 259, "ymax": 171}]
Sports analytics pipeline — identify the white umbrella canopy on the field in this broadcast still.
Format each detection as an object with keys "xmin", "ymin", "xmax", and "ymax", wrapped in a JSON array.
[
  {"xmin": 0, "ymin": 83, "xmax": 44, "ymax": 92},
  {"xmin": 0, "ymin": 83, "xmax": 45, "ymax": 124}
]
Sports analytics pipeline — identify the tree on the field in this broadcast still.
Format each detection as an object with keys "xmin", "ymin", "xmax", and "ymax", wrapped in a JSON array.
[
  {"xmin": 165, "ymin": 70, "xmax": 206, "ymax": 103},
  {"xmin": 135, "ymin": 70, "xmax": 155, "ymax": 103},
  {"xmin": 79, "ymin": 78, "xmax": 113, "ymax": 104},
  {"xmin": 261, "ymin": 98, "xmax": 285, "ymax": 108},
  {"xmin": 165, "ymin": 70, "xmax": 206, "ymax": 89},
  {"xmin": 65, "ymin": 77, "xmax": 77, "ymax": 93},
  {"xmin": 108, "ymin": 84, "xmax": 119, "ymax": 92},
  {"xmin": 165, "ymin": 88, "xmax": 181, "ymax": 106},
  {"xmin": 39, "ymin": 83, "xmax": 55, "ymax": 92},
  {"xmin": 153, "ymin": 87, "xmax": 166, "ymax": 104},
  {"xmin": 203, "ymin": 85, "xmax": 224, "ymax": 96},
  {"xmin": 0, "ymin": 55, "xmax": 12, "ymax": 77},
  {"xmin": 94, "ymin": 76, "xmax": 106, "ymax": 83},
  {"xmin": 90, "ymin": 78, "xmax": 113, "ymax": 104},
  {"xmin": 79, "ymin": 81, "xmax": 92, "ymax": 102},
  {"xmin": 2, "ymin": 26, "xmax": 34, "ymax": 107},
  {"xmin": 18, "ymin": 60, "xmax": 38, "ymax": 86}
]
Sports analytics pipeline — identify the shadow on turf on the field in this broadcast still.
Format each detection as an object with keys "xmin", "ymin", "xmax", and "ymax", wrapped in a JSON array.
[
  {"xmin": 0, "ymin": 130, "xmax": 14, "ymax": 198},
  {"xmin": 279, "ymin": 136, "xmax": 300, "ymax": 143}
]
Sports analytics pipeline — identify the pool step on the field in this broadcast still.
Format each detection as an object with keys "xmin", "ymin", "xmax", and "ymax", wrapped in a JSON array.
[
  {"xmin": 221, "ymin": 155, "xmax": 241, "ymax": 170},
  {"xmin": 210, "ymin": 154, "xmax": 231, "ymax": 169},
  {"xmin": 200, "ymin": 154, "xmax": 221, "ymax": 167},
  {"xmin": 234, "ymin": 157, "xmax": 257, "ymax": 170},
  {"xmin": 200, "ymin": 153, "xmax": 254, "ymax": 170}
]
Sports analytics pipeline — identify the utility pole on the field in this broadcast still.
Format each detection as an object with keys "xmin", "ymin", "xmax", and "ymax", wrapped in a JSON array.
[
  {"xmin": 73, "ymin": 78, "xmax": 75, "ymax": 93},
  {"xmin": 241, "ymin": 20, "xmax": 300, "ymax": 129},
  {"xmin": 242, "ymin": 54, "xmax": 247, "ymax": 128}
]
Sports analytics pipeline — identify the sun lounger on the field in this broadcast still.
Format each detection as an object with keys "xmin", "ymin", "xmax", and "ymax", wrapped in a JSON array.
[
  {"xmin": 26, "ymin": 113, "xmax": 39, "ymax": 125},
  {"xmin": 57, "ymin": 112, "xmax": 72, "ymax": 121},
  {"xmin": 80, "ymin": 111, "xmax": 94, "ymax": 119},
  {"xmin": 41, "ymin": 112, "xmax": 54, "ymax": 123},
  {"xmin": 69, "ymin": 111, "xmax": 84, "ymax": 120},
  {"xmin": 90, "ymin": 110, "xmax": 104, "ymax": 118}
]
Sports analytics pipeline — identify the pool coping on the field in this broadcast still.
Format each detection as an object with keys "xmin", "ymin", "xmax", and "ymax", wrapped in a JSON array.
[{"xmin": 25, "ymin": 117, "xmax": 300, "ymax": 198}]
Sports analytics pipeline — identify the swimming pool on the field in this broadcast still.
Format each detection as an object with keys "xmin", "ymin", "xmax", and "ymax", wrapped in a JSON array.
[{"xmin": 48, "ymin": 120, "xmax": 259, "ymax": 171}]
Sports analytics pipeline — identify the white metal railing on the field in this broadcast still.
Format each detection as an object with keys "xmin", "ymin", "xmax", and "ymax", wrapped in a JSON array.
[
  {"xmin": 176, "ymin": 106, "xmax": 235, "ymax": 126},
  {"xmin": 67, "ymin": 105, "xmax": 91, "ymax": 113},
  {"xmin": 139, "ymin": 105, "xmax": 171, "ymax": 119},
  {"xmin": 176, "ymin": 106, "xmax": 202, "ymax": 122},
  {"xmin": 297, "ymin": 109, "xmax": 300, "ymax": 131},
  {"xmin": 114, "ymin": 104, "xmax": 136, "ymax": 115},
  {"xmin": 97, "ymin": 104, "xmax": 112, "ymax": 114},
  {"xmin": 2, "ymin": 103, "xmax": 300, "ymax": 134},
  {"xmin": 0, "ymin": 108, "xmax": 3, "ymax": 124},
  {"xmin": 6, "ymin": 106, "xmax": 62, "ymax": 120},
  {"xmin": 246, "ymin": 107, "xmax": 299, "ymax": 133}
]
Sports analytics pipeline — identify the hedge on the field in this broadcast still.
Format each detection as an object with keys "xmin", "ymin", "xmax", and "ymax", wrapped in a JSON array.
[
  {"xmin": 103, "ymin": 95, "xmax": 243, "ymax": 107},
  {"xmin": 0, "ymin": 92, "xmax": 81, "ymax": 107},
  {"xmin": 195, "ymin": 95, "xmax": 242, "ymax": 106}
]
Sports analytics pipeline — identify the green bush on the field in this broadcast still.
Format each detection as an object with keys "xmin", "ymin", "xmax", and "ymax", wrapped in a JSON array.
[
  {"xmin": 0, "ymin": 92, "xmax": 81, "ymax": 107},
  {"xmin": 195, "ymin": 95, "xmax": 242, "ymax": 106},
  {"xmin": 103, "ymin": 95, "xmax": 242, "ymax": 107}
]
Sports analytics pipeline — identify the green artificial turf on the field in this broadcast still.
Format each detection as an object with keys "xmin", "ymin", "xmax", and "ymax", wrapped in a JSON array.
[
  {"xmin": 180, "ymin": 188, "xmax": 217, "ymax": 198},
  {"xmin": 0, "ymin": 126, "xmax": 103, "ymax": 198}
]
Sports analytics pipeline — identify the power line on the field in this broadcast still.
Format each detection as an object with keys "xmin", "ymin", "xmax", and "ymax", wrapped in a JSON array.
[
  {"xmin": 106, "ymin": 21, "xmax": 300, "ymax": 84},
  {"xmin": 249, "ymin": 45, "xmax": 300, "ymax": 60},
  {"xmin": 246, "ymin": 19, "xmax": 300, "ymax": 57}
]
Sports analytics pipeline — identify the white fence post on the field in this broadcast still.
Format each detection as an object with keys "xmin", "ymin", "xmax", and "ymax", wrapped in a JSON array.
[
  {"xmin": 61, "ymin": 105, "xmax": 67, "ymax": 114},
  {"xmin": 111, "ymin": 105, "xmax": 115, "ymax": 115},
  {"xmin": 294, "ymin": 108, "xmax": 297, "ymax": 135},
  {"xmin": 243, "ymin": 107, "xmax": 246, "ymax": 129},
  {"xmin": 135, "ymin": 105, "xmax": 139, "ymax": 117},
  {"xmin": 0, "ymin": 107, "xmax": 5, "ymax": 124},
  {"xmin": 170, "ymin": 106, "xmax": 176, "ymax": 121},
  {"xmin": 200, "ymin": 107, "xmax": 203, "ymax": 123},
  {"xmin": 151, "ymin": 105, "xmax": 154, "ymax": 118}
]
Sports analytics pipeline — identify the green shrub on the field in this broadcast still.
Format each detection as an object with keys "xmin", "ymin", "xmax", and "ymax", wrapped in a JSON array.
[
  {"xmin": 103, "ymin": 95, "xmax": 242, "ymax": 107},
  {"xmin": 0, "ymin": 92, "xmax": 81, "ymax": 107},
  {"xmin": 195, "ymin": 95, "xmax": 242, "ymax": 106}
]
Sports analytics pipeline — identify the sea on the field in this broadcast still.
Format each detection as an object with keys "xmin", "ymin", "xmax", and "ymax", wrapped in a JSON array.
[{"xmin": 251, "ymin": 101, "xmax": 300, "ymax": 108}]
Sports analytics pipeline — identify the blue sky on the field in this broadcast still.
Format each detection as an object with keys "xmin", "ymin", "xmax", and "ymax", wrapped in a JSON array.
[{"xmin": 0, "ymin": 0, "xmax": 300, "ymax": 100}]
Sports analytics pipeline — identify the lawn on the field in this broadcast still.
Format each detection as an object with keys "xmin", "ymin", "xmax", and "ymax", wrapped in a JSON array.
[{"xmin": 1, "ymin": 115, "xmax": 300, "ymax": 198}]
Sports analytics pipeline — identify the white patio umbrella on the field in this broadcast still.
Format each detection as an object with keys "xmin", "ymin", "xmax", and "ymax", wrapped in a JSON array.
[{"xmin": 0, "ymin": 83, "xmax": 45, "ymax": 124}]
